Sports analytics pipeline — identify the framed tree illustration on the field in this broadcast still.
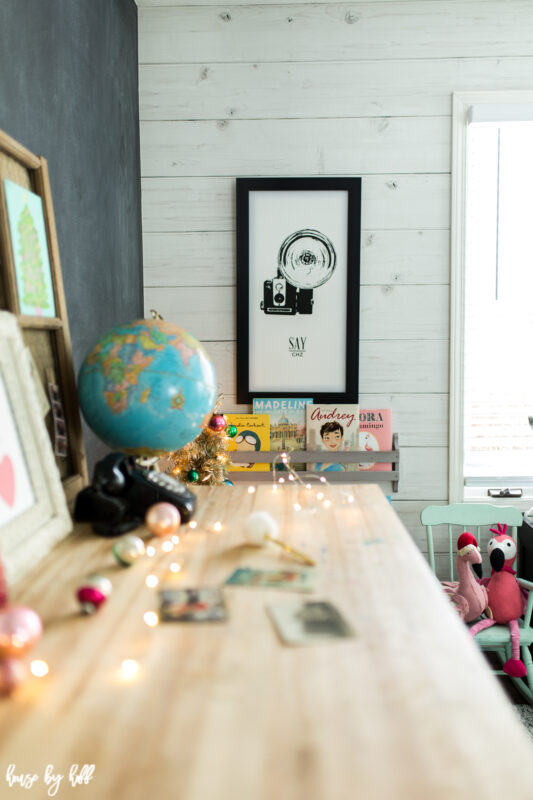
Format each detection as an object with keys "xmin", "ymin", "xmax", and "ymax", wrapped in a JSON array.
[
  {"xmin": 236, "ymin": 177, "xmax": 361, "ymax": 404},
  {"xmin": 0, "ymin": 129, "xmax": 88, "ymax": 505}
]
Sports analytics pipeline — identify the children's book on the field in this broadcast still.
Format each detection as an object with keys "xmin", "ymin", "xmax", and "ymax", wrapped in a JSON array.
[
  {"xmin": 358, "ymin": 409, "xmax": 393, "ymax": 471},
  {"xmin": 226, "ymin": 413, "xmax": 270, "ymax": 472},
  {"xmin": 253, "ymin": 397, "xmax": 313, "ymax": 470},
  {"xmin": 305, "ymin": 404, "xmax": 359, "ymax": 472}
]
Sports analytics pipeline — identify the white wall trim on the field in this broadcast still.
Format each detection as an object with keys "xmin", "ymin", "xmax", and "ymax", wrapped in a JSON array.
[{"xmin": 449, "ymin": 90, "xmax": 533, "ymax": 504}]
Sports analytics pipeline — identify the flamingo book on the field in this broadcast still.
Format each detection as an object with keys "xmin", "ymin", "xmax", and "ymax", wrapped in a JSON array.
[{"xmin": 358, "ymin": 409, "xmax": 392, "ymax": 472}]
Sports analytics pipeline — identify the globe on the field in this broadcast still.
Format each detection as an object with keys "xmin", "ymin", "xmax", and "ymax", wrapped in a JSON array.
[{"xmin": 78, "ymin": 318, "xmax": 217, "ymax": 456}]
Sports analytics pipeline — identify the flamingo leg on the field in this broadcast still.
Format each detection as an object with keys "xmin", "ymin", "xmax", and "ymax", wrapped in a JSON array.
[
  {"xmin": 503, "ymin": 620, "xmax": 527, "ymax": 678},
  {"xmin": 469, "ymin": 617, "xmax": 496, "ymax": 638}
]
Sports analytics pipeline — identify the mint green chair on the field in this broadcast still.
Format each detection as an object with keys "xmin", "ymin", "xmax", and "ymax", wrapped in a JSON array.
[{"xmin": 421, "ymin": 503, "xmax": 533, "ymax": 703}]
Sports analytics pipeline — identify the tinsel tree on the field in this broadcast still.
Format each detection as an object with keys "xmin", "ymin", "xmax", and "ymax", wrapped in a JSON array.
[{"xmin": 168, "ymin": 402, "xmax": 234, "ymax": 486}]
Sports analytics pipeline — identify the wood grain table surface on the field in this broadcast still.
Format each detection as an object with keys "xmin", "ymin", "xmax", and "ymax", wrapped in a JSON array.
[{"xmin": 1, "ymin": 483, "xmax": 533, "ymax": 800}]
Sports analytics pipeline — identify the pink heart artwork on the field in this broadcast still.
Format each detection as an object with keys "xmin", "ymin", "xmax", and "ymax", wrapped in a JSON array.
[{"xmin": 0, "ymin": 455, "xmax": 15, "ymax": 507}]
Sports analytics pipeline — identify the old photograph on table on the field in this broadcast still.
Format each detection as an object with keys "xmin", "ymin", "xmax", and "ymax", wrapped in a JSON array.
[
  {"xmin": 0, "ymin": 311, "xmax": 71, "ymax": 584},
  {"xmin": 236, "ymin": 178, "xmax": 361, "ymax": 404}
]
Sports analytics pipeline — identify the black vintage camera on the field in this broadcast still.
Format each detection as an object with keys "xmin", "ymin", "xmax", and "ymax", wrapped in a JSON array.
[{"xmin": 260, "ymin": 229, "xmax": 336, "ymax": 316}]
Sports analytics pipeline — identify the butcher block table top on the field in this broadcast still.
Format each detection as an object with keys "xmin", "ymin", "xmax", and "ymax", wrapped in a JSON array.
[{"xmin": 2, "ymin": 483, "xmax": 533, "ymax": 800}]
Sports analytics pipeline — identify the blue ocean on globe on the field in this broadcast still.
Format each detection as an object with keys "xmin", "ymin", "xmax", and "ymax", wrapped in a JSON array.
[{"xmin": 78, "ymin": 318, "xmax": 217, "ymax": 455}]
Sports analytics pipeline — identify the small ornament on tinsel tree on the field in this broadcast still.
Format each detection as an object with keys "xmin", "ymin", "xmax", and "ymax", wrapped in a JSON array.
[{"xmin": 168, "ymin": 396, "xmax": 232, "ymax": 485}]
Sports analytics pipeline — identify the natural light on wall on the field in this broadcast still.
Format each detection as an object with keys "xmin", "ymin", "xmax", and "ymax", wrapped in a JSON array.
[{"xmin": 464, "ymin": 115, "xmax": 533, "ymax": 486}]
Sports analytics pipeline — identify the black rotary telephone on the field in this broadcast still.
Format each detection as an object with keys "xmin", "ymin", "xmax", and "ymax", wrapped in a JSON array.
[{"xmin": 74, "ymin": 452, "xmax": 196, "ymax": 536}]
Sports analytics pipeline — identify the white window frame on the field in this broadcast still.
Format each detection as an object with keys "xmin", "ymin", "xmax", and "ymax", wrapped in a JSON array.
[{"xmin": 450, "ymin": 90, "xmax": 533, "ymax": 508}]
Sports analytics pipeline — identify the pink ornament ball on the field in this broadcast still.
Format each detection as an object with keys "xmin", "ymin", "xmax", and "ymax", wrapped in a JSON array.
[
  {"xmin": 145, "ymin": 502, "xmax": 181, "ymax": 537},
  {"xmin": 0, "ymin": 658, "xmax": 28, "ymax": 696},
  {"xmin": 209, "ymin": 414, "xmax": 226, "ymax": 432},
  {"xmin": 0, "ymin": 605, "xmax": 43, "ymax": 659},
  {"xmin": 77, "ymin": 586, "xmax": 107, "ymax": 615}
]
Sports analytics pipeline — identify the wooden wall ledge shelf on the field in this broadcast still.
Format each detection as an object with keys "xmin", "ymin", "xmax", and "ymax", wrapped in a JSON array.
[{"xmin": 229, "ymin": 433, "xmax": 400, "ymax": 491}]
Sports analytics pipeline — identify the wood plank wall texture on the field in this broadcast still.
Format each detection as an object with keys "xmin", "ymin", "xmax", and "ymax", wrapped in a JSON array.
[{"xmin": 137, "ymin": 0, "xmax": 533, "ymax": 570}]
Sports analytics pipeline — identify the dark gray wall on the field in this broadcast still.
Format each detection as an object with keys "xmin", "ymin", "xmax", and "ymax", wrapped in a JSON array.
[{"xmin": 0, "ymin": 0, "xmax": 143, "ymax": 470}]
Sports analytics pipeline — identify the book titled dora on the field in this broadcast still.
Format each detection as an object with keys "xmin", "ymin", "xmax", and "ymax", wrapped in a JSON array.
[
  {"xmin": 358, "ymin": 409, "xmax": 392, "ymax": 471},
  {"xmin": 305, "ymin": 404, "xmax": 359, "ymax": 472},
  {"xmin": 226, "ymin": 414, "xmax": 270, "ymax": 472}
]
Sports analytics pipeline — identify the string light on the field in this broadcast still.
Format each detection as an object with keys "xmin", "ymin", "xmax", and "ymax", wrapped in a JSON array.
[
  {"xmin": 146, "ymin": 545, "xmax": 156, "ymax": 557},
  {"xmin": 171, "ymin": 535, "xmax": 180, "ymax": 544},
  {"xmin": 294, "ymin": 503, "xmax": 301, "ymax": 512},
  {"xmin": 143, "ymin": 611, "xmax": 159, "ymax": 627},
  {"xmin": 317, "ymin": 492, "xmax": 324, "ymax": 501},
  {"xmin": 161, "ymin": 540, "xmax": 174, "ymax": 553},
  {"xmin": 30, "ymin": 660, "xmax": 49, "ymax": 678},
  {"xmin": 248, "ymin": 486, "xmax": 256, "ymax": 494},
  {"xmin": 323, "ymin": 500, "xmax": 332, "ymax": 509},
  {"xmin": 188, "ymin": 521, "xmax": 198, "ymax": 530},
  {"xmin": 145, "ymin": 574, "xmax": 159, "ymax": 588},
  {"xmin": 121, "ymin": 659, "xmax": 139, "ymax": 679},
  {"xmin": 169, "ymin": 562, "xmax": 181, "ymax": 573},
  {"xmin": 213, "ymin": 521, "xmax": 223, "ymax": 532}
]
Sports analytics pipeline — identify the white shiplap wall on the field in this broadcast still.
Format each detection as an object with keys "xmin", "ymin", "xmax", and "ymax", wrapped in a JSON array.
[{"xmin": 137, "ymin": 0, "xmax": 533, "ymax": 563}]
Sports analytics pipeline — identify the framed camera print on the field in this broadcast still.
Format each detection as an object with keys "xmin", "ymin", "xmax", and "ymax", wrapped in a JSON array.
[{"xmin": 236, "ymin": 177, "xmax": 361, "ymax": 404}]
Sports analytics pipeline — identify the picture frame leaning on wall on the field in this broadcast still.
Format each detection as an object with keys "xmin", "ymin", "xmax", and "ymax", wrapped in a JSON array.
[
  {"xmin": 236, "ymin": 177, "xmax": 361, "ymax": 404},
  {"xmin": 0, "ymin": 311, "xmax": 72, "ymax": 584},
  {"xmin": 0, "ymin": 128, "xmax": 88, "ymax": 506}
]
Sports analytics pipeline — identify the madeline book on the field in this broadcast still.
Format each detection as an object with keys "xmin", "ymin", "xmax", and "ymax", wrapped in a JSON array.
[
  {"xmin": 305, "ymin": 404, "xmax": 360, "ymax": 472},
  {"xmin": 358, "ymin": 409, "xmax": 393, "ymax": 471},
  {"xmin": 252, "ymin": 398, "xmax": 313, "ymax": 470},
  {"xmin": 226, "ymin": 414, "xmax": 270, "ymax": 472}
]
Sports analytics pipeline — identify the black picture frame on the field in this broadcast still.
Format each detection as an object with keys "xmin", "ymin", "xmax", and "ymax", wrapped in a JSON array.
[{"xmin": 236, "ymin": 177, "xmax": 361, "ymax": 404}]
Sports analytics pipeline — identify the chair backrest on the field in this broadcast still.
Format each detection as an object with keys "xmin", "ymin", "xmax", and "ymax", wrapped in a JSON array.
[{"xmin": 420, "ymin": 503, "xmax": 523, "ymax": 580}]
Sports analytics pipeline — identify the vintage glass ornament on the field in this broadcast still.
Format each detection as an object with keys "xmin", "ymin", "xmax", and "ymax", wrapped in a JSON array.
[
  {"xmin": 225, "ymin": 424, "xmax": 237, "ymax": 438},
  {"xmin": 113, "ymin": 534, "xmax": 146, "ymax": 566},
  {"xmin": 77, "ymin": 574, "xmax": 112, "ymax": 615},
  {"xmin": 209, "ymin": 414, "xmax": 226, "ymax": 432},
  {"xmin": 0, "ymin": 658, "xmax": 28, "ymax": 696},
  {"xmin": 0, "ymin": 605, "xmax": 43, "ymax": 658},
  {"xmin": 145, "ymin": 502, "xmax": 181, "ymax": 537},
  {"xmin": 187, "ymin": 469, "xmax": 199, "ymax": 484}
]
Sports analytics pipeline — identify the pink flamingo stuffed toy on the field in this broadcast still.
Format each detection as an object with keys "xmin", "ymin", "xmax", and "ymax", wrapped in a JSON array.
[
  {"xmin": 442, "ymin": 532, "xmax": 489, "ymax": 622},
  {"xmin": 470, "ymin": 523, "xmax": 527, "ymax": 678}
]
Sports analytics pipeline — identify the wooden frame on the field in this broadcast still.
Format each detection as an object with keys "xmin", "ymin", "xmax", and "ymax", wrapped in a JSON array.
[
  {"xmin": 0, "ymin": 129, "xmax": 88, "ymax": 505},
  {"xmin": 236, "ymin": 177, "xmax": 361, "ymax": 404},
  {"xmin": 0, "ymin": 311, "xmax": 72, "ymax": 584}
]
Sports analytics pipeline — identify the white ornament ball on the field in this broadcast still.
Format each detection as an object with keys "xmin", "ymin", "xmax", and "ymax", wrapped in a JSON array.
[
  {"xmin": 84, "ymin": 574, "xmax": 113, "ymax": 597},
  {"xmin": 113, "ymin": 534, "xmax": 146, "ymax": 566},
  {"xmin": 244, "ymin": 511, "xmax": 279, "ymax": 545}
]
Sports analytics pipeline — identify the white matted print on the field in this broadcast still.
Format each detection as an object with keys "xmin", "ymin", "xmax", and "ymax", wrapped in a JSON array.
[
  {"xmin": 236, "ymin": 178, "xmax": 361, "ymax": 404},
  {"xmin": 0, "ymin": 312, "xmax": 71, "ymax": 584},
  {"xmin": 0, "ymin": 371, "xmax": 34, "ymax": 525}
]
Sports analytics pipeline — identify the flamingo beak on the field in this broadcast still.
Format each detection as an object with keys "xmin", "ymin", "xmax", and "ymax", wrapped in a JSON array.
[
  {"xmin": 472, "ymin": 562, "xmax": 483, "ymax": 579},
  {"xmin": 490, "ymin": 548, "xmax": 505, "ymax": 572}
]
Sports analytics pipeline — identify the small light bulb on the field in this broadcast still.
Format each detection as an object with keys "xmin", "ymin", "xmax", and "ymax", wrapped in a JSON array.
[
  {"xmin": 272, "ymin": 485, "xmax": 278, "ymax": 493},
  {"xmin": 189, "ymin": 521, "xmax": 198, "ymax": 530},
  {"xmin": 320, "ymin": 476, "xmax": 327, "ymax": 484},
  {"xmin": 317, "ymin": 492, "xmax": 324, "ymax": 501},
  {"xmin": 145, "ymin": 574, "xmax": 159, "ymax": 588},
  {"xmin": 146, "ymin": 545, "xmax": 156, "ymax": 557},
  {"xmin": 169, "ymin": 562, "xmax": 181, "ymax": 573},
  {"xmin": 171, "ymin": 535, "xmax": 180, "ymax": 544},
  {"xmin": 30, "ymin": 659, "xmax": 49, "ymax": 678},
  {"xmin": 323, "ymin": 500, "xmax": 332, "ymax": 509},
  {"xmin": 143, "ymin": 611, "xmax": 159, "ymax": 627},
  {"xmin": 288, "ymin": 475, "xmax": 295, "ymax": 482},
  {"xmin": 121, "ymin": 659, "xmax": 139, "ymax": 678},
  {"xmin": 161, "ymin": 540, "xmax": 174, "ymax": 552},
  {"xmin": 348, "ymin": 495, "xmax": 354, "ymax": 503},
  {"xmin": 213, "ymin": 521, "xmax": 223, "ymax": 532},
  {"xmin": 294, "ymin": 503, "xmax": 301, "ymax": 512},
  {"xmin": 248, "ymin": 486, "xmax": 256, "ymax": 494},
  {"xmin": 281, "ymin": 452, "xmax": 287, "ymax": 459},
  {"xmin": 306, "ymin": 484, "xmax": 311, "ymax": 490},
  {"xmin": 278, "ymin": 478, "xmax": 285, "ymax": 484}
]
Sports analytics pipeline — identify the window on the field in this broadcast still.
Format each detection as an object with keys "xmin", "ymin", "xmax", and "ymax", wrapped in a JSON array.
[{"xmin": 450, "ymin": 92, "xmax": 533, "ymax": 504}]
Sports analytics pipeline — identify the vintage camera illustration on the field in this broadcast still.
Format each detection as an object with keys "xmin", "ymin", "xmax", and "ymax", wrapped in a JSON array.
[{"xmin": 260, "ymin": 229, "xmax": 336, "ymax": 316}]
